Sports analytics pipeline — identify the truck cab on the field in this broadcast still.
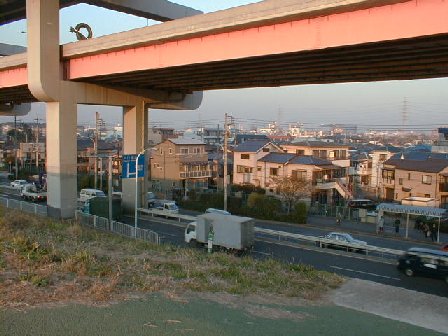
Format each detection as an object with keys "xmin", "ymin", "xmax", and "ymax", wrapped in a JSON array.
[{"xmin": 185, "ymin": 221, "xmax": 197, "ymax": 244}]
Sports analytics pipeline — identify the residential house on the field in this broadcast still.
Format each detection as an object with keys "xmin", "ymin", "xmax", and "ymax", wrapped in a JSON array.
[
  {"xmin": 148, "ymin": 127, "xmax": 177, "ymax": 146},
  {"xmin": 381, "ymin": 154, "xmax": 448, "ymax": 208},
  {"xmin": 150, "ymin": 138, "xmax": 212, "ymax": 195},
  {"xmin": 281, "ymin": 141, "xmax": 351, "ymax": 171},
  {"xmin": 370, "ymin": 147, "xmax": 401, "ymax": 197},
  {"xmin": 233, "ymin": 140, "xmax": 282, "ymax": 186},
  {"xmin": 257, "ymin": 152, "xmax": 347, "ymax": 204},
  {"xmin": 18, "ymin": 142, "xmax": 46, "ymax": 170}
]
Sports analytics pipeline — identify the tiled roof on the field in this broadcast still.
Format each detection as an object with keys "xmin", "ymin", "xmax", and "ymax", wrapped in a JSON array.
[
  {"xmin": 385, "ymin": 157, "xmax": 448, "ymax": 173},
  {"xmin": 233, "ymin": 140, "xmax": 270, "ymax": 152},
  {"xmin": 258, "ymin": 152, "xmax": 296, "ymax": 164},
  {"xmin": 169, "ymin": 138, "xmax": 205, "ymax": 145},
  {"xmin": 288, "ymin": 155, "xmax": 333, "ymax": 166},
  {"xmin": 289, "ymin": 140, "xmax": 349, "ymax": 148}
]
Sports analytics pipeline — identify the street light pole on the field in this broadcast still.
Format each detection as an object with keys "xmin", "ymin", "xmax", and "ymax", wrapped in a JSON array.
[{"xmin": 134, "ymin": 150, "xmax": 147, "ymax": 234}]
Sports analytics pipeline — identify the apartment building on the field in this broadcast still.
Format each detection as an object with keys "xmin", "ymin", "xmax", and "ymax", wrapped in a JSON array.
[
  {"xmin": 150, "ymin": 138, "xmax": 212, "ymax": 194},
  {"xmin": 233, "ymin": 140, "xmax": 282, "ymax": 185},
  {"xmin": 381, "ymin": 155, "xmax": 448, "ymax": 208}
]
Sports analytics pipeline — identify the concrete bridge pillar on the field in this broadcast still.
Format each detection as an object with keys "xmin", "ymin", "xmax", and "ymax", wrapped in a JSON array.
[{"xmin": 122, "ymin": 102, "xmax": 148, "ymax": 214}]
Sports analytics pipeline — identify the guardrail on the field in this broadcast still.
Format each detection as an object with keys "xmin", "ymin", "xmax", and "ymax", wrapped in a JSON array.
[
  {"xmin": 137, "ymin": 208, "xmax": 196, "ymax": 222},
  {"xmin": 0, "ymin": 196, "xmax": 48, "ymax": 216},
  {"xmin": 255, "ymin": 227, "xmax": 404, "ymax": 259},
  {"xmin": 76, "ymin": 210, "xmax": 160, "ymax": 244}
]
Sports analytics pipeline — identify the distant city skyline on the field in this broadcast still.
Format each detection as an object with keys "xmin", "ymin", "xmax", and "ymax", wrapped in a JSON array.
[{"xmin": 1, "ymin": 1, "xmax": 448, "ymax": 132}]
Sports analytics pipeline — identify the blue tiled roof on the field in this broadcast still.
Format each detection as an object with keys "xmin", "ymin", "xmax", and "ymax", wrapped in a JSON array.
[
  {"xmin": 233, "ymin": 140, "xmax": 270, "ymax": 152},
  {"xmin": 258, "ymin": 152, "xmax": 296, "ymax": 164},
  {"xmin": 288, "ymin": 155, "xmax": 333, "ymax": 166}
]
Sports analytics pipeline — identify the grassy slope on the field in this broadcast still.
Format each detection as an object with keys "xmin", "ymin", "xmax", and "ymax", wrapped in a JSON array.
[{"xmin": 0, "ymin": 208, "xmax": 343, "ymax": 308}]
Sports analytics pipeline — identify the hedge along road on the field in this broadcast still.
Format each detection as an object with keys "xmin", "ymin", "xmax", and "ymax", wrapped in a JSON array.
[{"xmin": 1, "ymin": 292, "xmax": 445, "ymax": 336}]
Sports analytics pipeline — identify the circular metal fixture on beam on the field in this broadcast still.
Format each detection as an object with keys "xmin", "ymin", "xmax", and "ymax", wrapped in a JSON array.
[{"xmin": 69, "ymin": 23, "xmax": 93, "ymax": 40}]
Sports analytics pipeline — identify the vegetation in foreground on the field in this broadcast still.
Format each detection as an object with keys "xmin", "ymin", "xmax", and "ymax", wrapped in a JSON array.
[{"xmin": 0, "ymin": 208, "xmax": 343, "ymax": 308}]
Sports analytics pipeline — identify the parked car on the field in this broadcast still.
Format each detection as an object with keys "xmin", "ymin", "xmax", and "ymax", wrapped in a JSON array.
[
  {"xmin": 147, "ymin": 192, "xmax": 157, "ymax": 208},
  {"xmin": 10, "ymin": 180, "xmax": 27, "ymax": 189},
  {"xmin": 347, "ymin": 199, "xmax": 377, "ymax": 210},
  {"xmin": 441, "ymin": 243, "xmax": 448, "ymax": 252},
  {"xmin": 79, "ymin": 188, "xmax": 106, "ymax": 202},
  {"xmin": 397, "ymin": 247, "xmax": 448, "ymax": 284},
  {"xmin": 205, "ymin": 208, "xmax": 231, "ymax": 215},
  {"xmin": 318, "ymin": 232, "xmax": 367, "ymax": 252}
]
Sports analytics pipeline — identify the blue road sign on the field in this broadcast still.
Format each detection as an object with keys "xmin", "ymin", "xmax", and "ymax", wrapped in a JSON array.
[{"xmin": 122, "ymin": 154, "xmax": 146, "ymax": 179}]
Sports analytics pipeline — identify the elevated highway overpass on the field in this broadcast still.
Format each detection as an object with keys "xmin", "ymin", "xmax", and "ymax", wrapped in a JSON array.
[{"xmin": 1, "ymin": 0, "xmax": 448, "ymax": 217}]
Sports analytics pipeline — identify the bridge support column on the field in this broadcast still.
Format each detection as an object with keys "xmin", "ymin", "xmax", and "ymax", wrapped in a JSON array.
[
  {"xmin": 46, "ymin": 96, "xmax": 78, "ymax": 218},
  {"xmin": 122, "ymin": 102, "xmax": 148, "ymax": 214}
]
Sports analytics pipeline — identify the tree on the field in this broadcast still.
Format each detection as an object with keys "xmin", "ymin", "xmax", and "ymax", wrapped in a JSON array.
[{"xmin": 271, "ymin": 176, "xmax": 311, "ymax": 214}]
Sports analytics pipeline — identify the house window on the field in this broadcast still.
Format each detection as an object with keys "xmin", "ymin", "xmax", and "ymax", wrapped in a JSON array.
[
  {"xmin": 237, "ymin": 165, "xmax": 253, "ymax": 173},
  {"xmin": 379, "ymin": 154, "xmax": 387, "ymax": 161},
  {"xmin": 425, "ymin": 194, "xmax": 431, "ymax": 198},
  {"xmin": 180, "ymin": 148, "xmax": 188, "ymax": 154},
  {"xmin": 296, "ymin": 149, "xmax": 305, "ymax": 156},
  {"xmin": 422, "ymin": 175, "xmax": 432, "ymax": 185},
  {"xmin": 241, "ymin": 154, "xmax": 250, "ymax": 159},
  {"xmin": 270, "ymin": 168, "xmax": 278, "ymax": 176},
  {"xmin": 169, "ymin": 148, "xmax": 173, "ymax": 154},
  {"xmin": 408, "ymin": 173, "xmax": 411, "ymax": 180},
  {"xmin": 262, "ymin": 147, "xmax": 270, "ymax": 152},
  {"xmin": 398, "ymin": 178, "xmax": 403, "ymax": 185},
  {"xmin": 312, "ymin": 150, "xmax": 319, "ymax": 157},
  {"xmin": 257, "ymin": 166, "xmax": 261, "ymax": 172},
  {"xmin": 292, "ymin": 170, "xmax": 307, "ymax": 181}
]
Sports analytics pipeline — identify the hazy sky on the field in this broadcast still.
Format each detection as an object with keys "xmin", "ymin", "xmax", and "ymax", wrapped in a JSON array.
[{"xmin": 1, "ymin": 0, "xmax": 447, "ymax": 132}]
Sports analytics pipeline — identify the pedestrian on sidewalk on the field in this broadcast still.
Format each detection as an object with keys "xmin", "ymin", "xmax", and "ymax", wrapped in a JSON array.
[
  {"xmin": 377, "ymin": 216, "xmax": 384, "ymax": 234},
  {"xmin": 394, "ymin": 219, "xmax": 400, "ymax": 235},
  {"xmin": 336, "ymin": 212, "xmax": 342, "ymax": 226},
  {"xmin": 430, "ymin": 224, "xmax": 438, "ymax": 242},
  {"xmin": 423, "ymin": 223, "xmax": 430, "ymax": 238}
]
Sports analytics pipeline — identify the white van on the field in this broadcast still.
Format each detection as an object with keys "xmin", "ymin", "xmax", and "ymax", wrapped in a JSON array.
[
  {"xmin": 153, "ymin": 200, "xmax": 179, "ymax": 214},
  {"xmin": 79, "ymin": 188, "xmax": 106, "ymax": 202}
]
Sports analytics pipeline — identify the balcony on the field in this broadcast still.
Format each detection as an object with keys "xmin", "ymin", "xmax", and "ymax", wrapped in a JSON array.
[{"xmin": 180, "ymin": 170, "xmax": 212, "ymax": 179}]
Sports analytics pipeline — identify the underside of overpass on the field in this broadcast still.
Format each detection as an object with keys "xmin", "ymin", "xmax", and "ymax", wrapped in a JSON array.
[{"xmin": 2, "ymin": 0, "xmax": 448, "ymax": 217}]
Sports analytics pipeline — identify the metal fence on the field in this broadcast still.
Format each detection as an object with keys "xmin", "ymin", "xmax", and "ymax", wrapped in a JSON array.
[
  {"xmin": 75, "ymin": 210, "xmax": 160, "ymax": 244},
  {"xmin": 0, "ymin": 196, "xmax": 48, "ymax": 216},
  {"xmin": 308, "ymin": 204, "xmax": 366, "ymax": 221}
]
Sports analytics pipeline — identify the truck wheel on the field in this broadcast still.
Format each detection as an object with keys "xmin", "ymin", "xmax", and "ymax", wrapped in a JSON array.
[
  {"xmin": 188, "ymin": 240, "xmax": 198, "ymax": 248},
  {"xmin": 404, "ymin": 268, "xmax": 414, "ymax": 277}
]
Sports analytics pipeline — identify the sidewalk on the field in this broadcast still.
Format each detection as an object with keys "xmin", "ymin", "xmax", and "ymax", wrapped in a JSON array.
[{"xmin": 307, "ymin": 215, "xmax": 448, "ymax": 245}]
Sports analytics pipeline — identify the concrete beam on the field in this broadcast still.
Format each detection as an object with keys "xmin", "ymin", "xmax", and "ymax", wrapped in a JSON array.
[
  {"xmin": 85, "ymin": 0, "xmax": 202, "ymax": 21},
  {"xmin": 1, "ymin": 0, "xmax": 201, "ymax": 25},
  {"xmin": 0, "ymin": 102, "xmax": 31, "ymax": 116},
  {"xmin": 0, "ymin": 43, "xmax": 26, "ymax": 56}
]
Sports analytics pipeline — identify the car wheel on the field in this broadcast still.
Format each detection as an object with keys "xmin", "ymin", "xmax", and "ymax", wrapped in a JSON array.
[{"xmin": 404, "ymin": 268, "xmax": 414, "ymax": 277}]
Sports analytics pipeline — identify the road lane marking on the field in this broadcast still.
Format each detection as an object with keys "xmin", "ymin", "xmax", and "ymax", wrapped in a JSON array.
[{"xmin": 330, "ymin": 265, "xmax": 401, "ymax": 281}]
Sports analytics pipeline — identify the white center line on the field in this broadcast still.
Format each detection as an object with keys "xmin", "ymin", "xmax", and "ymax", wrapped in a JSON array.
[{"xmin": 330, "ymin": 265, "xmax": 401, "ymax": 281}]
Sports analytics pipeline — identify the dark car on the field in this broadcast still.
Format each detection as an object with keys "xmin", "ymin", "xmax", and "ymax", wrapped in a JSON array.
[
  {"xmin": 347, "ymin": 199, "xmax": 376, "ymax": 210},
  {"xmin": 397, "ymin": 247, "xmax": 448, "ymax": 284}
]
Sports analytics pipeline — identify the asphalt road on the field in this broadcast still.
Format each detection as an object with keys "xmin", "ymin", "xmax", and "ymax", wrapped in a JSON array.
[{"xmin": 130, "ymin": 215, "xmax": 448, "ymax": 298}]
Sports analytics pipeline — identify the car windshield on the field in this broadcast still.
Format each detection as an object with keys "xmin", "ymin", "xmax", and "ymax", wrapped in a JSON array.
[{"xmin": 96, "ymin": 192, "xmax": 105, "ymax": 196}]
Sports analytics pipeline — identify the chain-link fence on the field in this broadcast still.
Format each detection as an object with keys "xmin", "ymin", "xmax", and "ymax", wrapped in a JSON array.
[{"xmin": 75, "ymin": 210, "xmax": 160, "ymax": 244}]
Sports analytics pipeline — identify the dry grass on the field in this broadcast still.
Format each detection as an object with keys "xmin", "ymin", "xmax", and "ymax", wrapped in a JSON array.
[{"xmin": 0, "ymin": 207, "xmax": 343, "ymax": 308}]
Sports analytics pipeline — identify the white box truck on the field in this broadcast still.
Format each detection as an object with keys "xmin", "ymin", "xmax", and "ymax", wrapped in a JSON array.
[{"xmin": 185, "ymin": 213, "xmax": 254, "ymax": 253}]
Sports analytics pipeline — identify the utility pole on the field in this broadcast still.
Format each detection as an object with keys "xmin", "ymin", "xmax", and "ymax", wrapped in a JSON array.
[
  {"xmin": 223, "ymin": 113, "xmax": 233, "ymax": 212},
  {"xmin": 94, "ymin": 112, "xmax": 99, "ymax": 189},
  {"xmin": 34, "ymin": 115, "xmax": 39, "ymax": 170},
  {"xmin": 14, "ymin": 115, "xmax": 18, "ymax": 179}
]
